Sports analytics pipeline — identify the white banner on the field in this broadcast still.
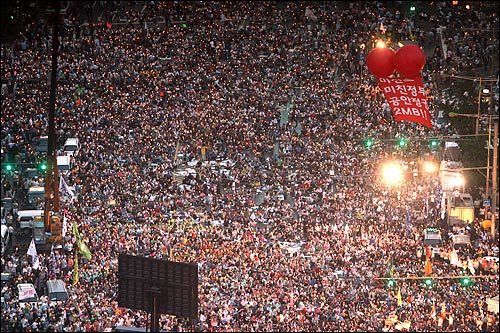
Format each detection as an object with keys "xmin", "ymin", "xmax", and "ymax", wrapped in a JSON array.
[{"xmin": 19, "ymin": 286, "xmax": 36, "ymax": 301}]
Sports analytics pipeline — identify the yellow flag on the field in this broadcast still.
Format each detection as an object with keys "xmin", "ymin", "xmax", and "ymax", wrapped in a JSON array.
[
  {"xmin": 73, "ymin": 220, "xmax": 92, "ymax": 260},
  {"xmin": 72, "ymin": 221, "xmax": 80, "ymax": 239},
  {"xmin": 397, "ymin": 286, "xmax": 402, "ymax": 306},
  {"xmin": 72, "ymin": 251, "xmax": 79, "ymax": 286},
  {"xmin": 78, "ymin": 239, "xmax": 92, "ymax": 261}
]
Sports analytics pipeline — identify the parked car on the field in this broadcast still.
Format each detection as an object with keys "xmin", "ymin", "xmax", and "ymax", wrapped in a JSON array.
[{"xmin": 451, "ymin": 234, "xmax": 471, "ymax": 250}]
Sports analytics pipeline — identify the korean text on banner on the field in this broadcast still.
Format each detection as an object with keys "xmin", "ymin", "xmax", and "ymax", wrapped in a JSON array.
[{"xmin": 378, "ymin": 76, "xmax": 432, "ymax": 128}]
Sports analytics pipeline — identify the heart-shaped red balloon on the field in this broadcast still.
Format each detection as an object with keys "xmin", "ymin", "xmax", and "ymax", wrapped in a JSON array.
[
  {"xmin": 394, "ymin": 44, "xmax": 426, "ymax": 78},
  {"xmin": 366, "ymin": 47, "xmax": 396, "ymax": 78}
]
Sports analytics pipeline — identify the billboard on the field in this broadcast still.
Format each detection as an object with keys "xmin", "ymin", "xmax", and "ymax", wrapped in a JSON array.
[{"xmin": 117, "ymin": 254, "xmax": 198, "ymax": 319}]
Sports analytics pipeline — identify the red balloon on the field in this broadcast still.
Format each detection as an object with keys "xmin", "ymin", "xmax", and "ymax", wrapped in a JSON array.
[
  {"xmin": 394, "ymin": 44, "xmax": 426, "ymax": 78},
  {"xmin": 366, "ymin": 47, "xmax": 396, "ymax": 78}
]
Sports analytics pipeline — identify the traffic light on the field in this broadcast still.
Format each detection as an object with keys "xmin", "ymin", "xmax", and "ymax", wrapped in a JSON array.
[
  {"xmin": 424, "ymin": 278, "xmax": 433, "ymax": 288},
  {"xmin": 410, "ymin": 4, "xmax": 416, "ymax": 11},
  {"xmin": 39, "ymin": 162, "xmax": 47, "ymax": 172},
  {"xmin": 460, "ymin": 277, "xmax": 472, "ymax": 286},
  {"xmin": 397, "ymin": 138, "xmax": 407, "ymax": 148},
  {"xmin": 429, "ymin": 139, "xmax": 439, "ymax": 150},
  {"xmin": 3, "ymin": 163, "xmax": 14, "ymax": 172},
  {"xmin": 387, "ymin": 279, "xmax": 395, "ymax": 288},
  {"xmin": 364, "ymin": 138, "xmax": 374, "ymax": 149}
]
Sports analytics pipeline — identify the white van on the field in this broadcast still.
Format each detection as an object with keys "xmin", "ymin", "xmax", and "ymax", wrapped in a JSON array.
[
  {"xmin": 46, "ymin": 279, "xmax": 69, "ymax": 301},
  {"xmin": 57, "ymin": 155, "xmax": 73, "ymax": 173},
  {"xmin": 423, "ymin": 227, "xmax": 443, "ymax": 255},
  {"xmin": 16, "ymin": 210, "xmax": 44, "ymax": 235},
  {"xmin": 63, "ymin": 138, "xmax": 80, "ymax": 157}
]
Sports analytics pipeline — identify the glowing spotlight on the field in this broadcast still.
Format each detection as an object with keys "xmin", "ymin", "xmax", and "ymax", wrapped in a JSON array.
[
  {"xmin": 423, "ymin": 161, "xmax": 437, "ymax": 173},
  {"xmin": 382, "ymin": 162, "xmax": 403, "ymax": 185}
]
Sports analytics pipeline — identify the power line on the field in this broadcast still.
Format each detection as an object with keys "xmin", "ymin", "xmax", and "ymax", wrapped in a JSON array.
[{"xmin": 375, "ymin": 275, "xmax": 498, "ymax": 281}]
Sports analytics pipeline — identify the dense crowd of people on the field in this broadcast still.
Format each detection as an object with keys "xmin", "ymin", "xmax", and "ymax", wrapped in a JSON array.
[{"xmin": 1, "ymin": 1, "xmax": 499, "ymax": 332}]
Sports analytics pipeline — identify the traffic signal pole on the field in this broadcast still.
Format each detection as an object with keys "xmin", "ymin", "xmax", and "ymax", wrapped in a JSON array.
[
  {"xmin": 491, "ymin": 120, "xmax": 498, "ymax": 240},
  {"xmin": 44, "ymin": 0, "xmax": 60, "ymax": 231}
]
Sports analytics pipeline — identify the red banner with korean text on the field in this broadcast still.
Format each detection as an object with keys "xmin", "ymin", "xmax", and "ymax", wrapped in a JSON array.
[{"xmin": 378, "ymin": 76, "xmax": 432, "ymax": 128}]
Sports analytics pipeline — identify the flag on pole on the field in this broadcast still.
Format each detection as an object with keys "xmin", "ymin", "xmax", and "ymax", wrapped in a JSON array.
[
  {"xmin": 425, "ymin": 245, "xmax": 432, "ymax": 259},
  {"xmin": 388, "ymin": 257, "xmax": 395, "ymax": 279},
  {"xmin": 425, "ymin": 257, "xmax": 433, "ymax": 276},
  {"xmin": 72, "ymin": 251, "xmax": 79, "ymax": 286},
  {"xmin": 305, "ymin": 7, "xmax": 318, "ymax": 21},
  {"xmin": 72, "ymin": 220, "xmax": 80, "ymax": 239},
  {"xmin": 78, "ymin": 239, "xmax": 92, "ymax": 260},
  {"xmin": 59, "ymin": 175, "xmax": 75, "ymax": 201},
  {"xmin": 380, "ymin": 22, "xmax": 386, "ymax": 34},
  {"xmin": 73, "ymin": 221, "xmax": 92, "ymax": 260},
  {"xmin": 397, "ymin": 286, "xmax": 403, "ymax": 306},
  {"xmin": 467, "ymin": 258, "xmax": 475, "ymax": 275},
  {"xmin": 430, "ymin": 303, "xmax": 436, "ymax": 319},
  {"xmin": 50, "ymin": 243, "xmax": 56, "ymax": 263},
  {"xmin": 61, "ymin": 209, "xmax": 67, "ymax": 238},
  {"xmin": 449, "ymin": 249, "xmax": 460, "ymax": 266},
  {"xmin": 27, "ymin": 238, "xmax": 40, "ymax": 270},
  {"xmin": 440, "ymin": 301, "xmax": 447, "ymax": 316}
]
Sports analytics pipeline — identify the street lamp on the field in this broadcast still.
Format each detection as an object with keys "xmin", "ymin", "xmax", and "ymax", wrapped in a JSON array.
[
  {"xmin": 438, "ymin": 74, "xmax": 497, "ymax": 135},
  {"xmin": 423, "ymin": 161, "xmax": 438, "ymax": 174},
  {"xmin": 381, "ymin": 162, "xmax": 404, "ymax": 186},
  {"xmin": 449, "ymin": 113, "xmax": 498, "ymax": 238},
  {"xmin": 449, "ymin": 111, "xmax": 487, "ymax": 134}
]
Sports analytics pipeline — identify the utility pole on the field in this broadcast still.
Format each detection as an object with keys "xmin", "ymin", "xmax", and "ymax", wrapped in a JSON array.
[
  {"xmin": 491, "ymin": 119, "xmax": 498, "ymax": 239},
  {"xmin": 44, "ymin": 0, "xmax": 61, "ymax": 231},
  {"xmin": 476, "ymin": 77, "xmax": 481, "ymax": 136}
]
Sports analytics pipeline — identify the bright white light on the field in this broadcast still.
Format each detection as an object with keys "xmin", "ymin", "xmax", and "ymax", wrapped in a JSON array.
[
  {"xmin": 382, "ymin": 162, "xmax": 403, "ymax": 185},
  {"xmin": 451, "ymin": 175, "xmax": 464, "ymax": 187},
  {"xmin": 423, "ymin": 161, "xmax": 437, "ymax": 173}
]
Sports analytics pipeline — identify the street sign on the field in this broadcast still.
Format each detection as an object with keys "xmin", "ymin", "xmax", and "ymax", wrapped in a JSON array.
[{"xmin": 483, "ymin": 199, "xmax": 491, "ymax": 206}]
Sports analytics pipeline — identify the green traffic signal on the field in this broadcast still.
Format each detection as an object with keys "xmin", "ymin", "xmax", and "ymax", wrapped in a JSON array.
[
  {"xmin": 424, "ymin": 278, "xmax": 433, "ymax": 287},
  {"xmin": 39, "ymin": 162, "xmax": 47, "ymax": 171},
  {"xmin": 387, "ymin": 279, "xmax": 395, "ymax": 287},
  {"xmin": 430, "ymin": 139, "xmax": 439, "ymax": 149},
  {"xmin": 461, "ymin": 277, "xmax": 472, "ymax": 286},
  {"xmin": 3, "ymin": 163, "xmax": 15, "ymax": 172},
  {"xmin": 365, "ymin": 138, "xmax": 374, "ymax": 148},
  {"xmin": 397, "ymin": 138, "xmax": 407, "ymax": 148}
]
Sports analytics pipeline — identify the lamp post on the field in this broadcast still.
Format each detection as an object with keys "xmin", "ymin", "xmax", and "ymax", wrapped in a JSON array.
[
  {"xmin": 438, "ymin": 74, "xmax": 497, "ymax": 135},
  {"xmin": 449, "ymin": 112, "xmax": 499, "ymax": 238},
  {"xmin": 476, "ymin": 77, "xmax": 482, "ymax": 136},
  {"xmin": 491, "ymin": 118, "xmax": 498, "ymax": 240}
]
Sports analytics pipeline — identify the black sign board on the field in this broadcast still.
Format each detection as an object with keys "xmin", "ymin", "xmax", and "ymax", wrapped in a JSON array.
[{"xmin": 117, "ymin": 254, "xmax": 198, "ymax": 319}]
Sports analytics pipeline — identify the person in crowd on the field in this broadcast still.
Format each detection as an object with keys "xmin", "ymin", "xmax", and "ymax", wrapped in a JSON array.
[{"xmin": 1, "ymin": 1, "xmax": 498, "ymax": 332}]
